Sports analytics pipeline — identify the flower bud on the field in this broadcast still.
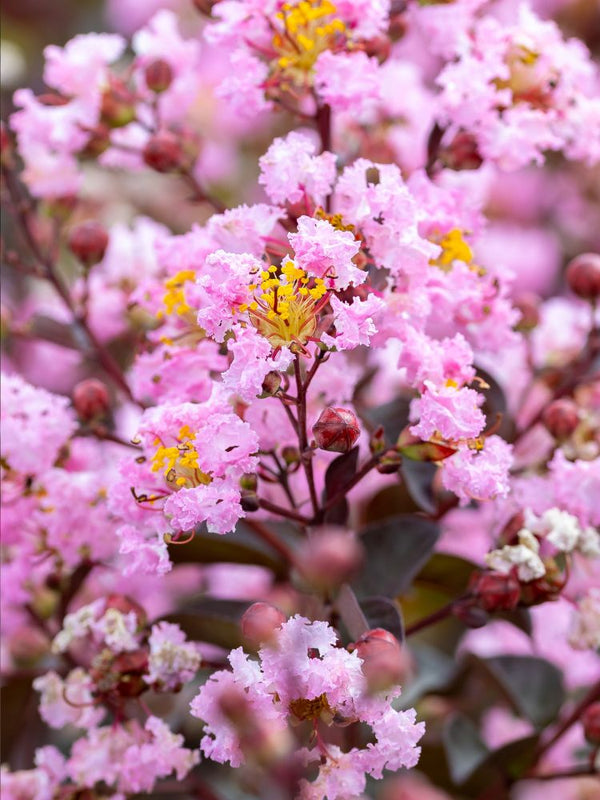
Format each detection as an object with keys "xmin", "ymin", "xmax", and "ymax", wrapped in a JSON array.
[
  {"xmin": 542, "ymin": 398, "xmax": 579, "ymax": 440},
  {"xmin": 582, "ymin": 702, "xmax": 600, "ymax": 746},
  {"xmin": 31, "ymin": 587, "xmax": 59, "ymax": 620},
  {"xmin": 312, "ymin": 407, "xmax": 360, "ymax": 453},
  {"xmin": 73, "ymin": 378, "xmax": 111, "ymax": 422},
  {"xmin": 469, "ymin": 570, "xmax": 521, "ymax": 613},
  {"xmin": 281, "ymin": 445, "xmax": 301, "ymax": 466},
  {"xmin": 239, "ymin": 473, "xmax": 258, "ymax": 492},
  {"xmin": 144, "ymin": 59, "xmax": 173, "ymax": 93},
  {"xmin": 362, "ymin": 36, "xmax": 391, "ymax": 63},
  {"xmin": 513, "ymin": 293, "xmax": 540, "ymax": 332},
  {"xmin": 80, "ymin": 123, "xmax": 111, "ymax": 159},
  {"xmin": 100, "ymin": 79, "xmax": 136, "ymax": 128},
  {"xmin": 68, "ymin": 221, "xmax": 109, "ymax": 267},
  {"xmin": 519, "ymin": 559, "xmax": 566, "ymax": 606},
  {"xmin": 440, "ymin": 131, "xmax": 483, "ymax": 171},
  {"xmin": 240, "ymin": 490, "xmax": 260, "ymax": 512},
  {"xmin": 143, "ymin": 131, "xmax": 185, "ymax": 173},
  {"xmin": 241, "ymin": 602, "xmax": 286, "ymax": 649},
  {"xmin": 352, "ymin": 629, "xmax": 408, "ymax": 691},
  {"xmin": 104, "ymin": 594, "xmax": 147, "ymax": 628},
  {"xmin": 376, "ymin": 449, "xmax": 402, "ymax": 474},
  {"xmin": 1, "ymin": 122, "xmax": 13, "ymax": 167},
  {"xmin": 192, "ymin": 0, "xmax": 220, "ymax": 14},
  {"xmin": 260, "ymin": 371, "xmax": 282, "ymax": 397},
  {"xmin": 566, "ymin": 253, "xmax": 600, "ymax": 301},
  {"xmin": 452, "ymin": 599, "xmax": 489, "ymax": 628},
  {"xmin": 296, "ymin": 527, "xmax": 364, "ymax": 590},
  {"xmin": 397, "ymin": 427, "xmax": 457, "ymax": 461},
  {"xmin": 369, "ymin": 426, "xmax": 386, "ymax": 455}
]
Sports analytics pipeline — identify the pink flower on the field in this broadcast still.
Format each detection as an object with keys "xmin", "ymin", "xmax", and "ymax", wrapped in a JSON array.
[
  {"xmin": 1, "ymin": 374, "xmax": 77, "ymax": 475},
  {"xmin": 322, "ymin": 294, "xmax": 386, "ymax": 350},
  {"xmin": 215, "ymin": 50, "xmax": 273, "ymax": 119},
  {"xmin": 34, "ymin": 669, "xmax": 104, "ymax": 730},
  {"xmin": 68, "ymin": 717, "xmax": 198, "ymax": 793},
  {"xmin": 146, "ymin": 622, "xmax": 201, "ymax": 690},
  {"xmin": 335, "ymin": 160, "xmax": 439, "ymax": 280},
  {"xmin": 289, "ymin": 216, "xmax": 363, "ymax": 289},
  {"xmin": 410, "ymin": 381, "xmax": 486, "ymax": 442},
  {"xmin": 314, "ymin": 51, "xmax": 380, "ymax": 115},
  {"xmin": 190, "ymin": 616, "xmax": 424, "ymax": 797},
  {"xmin": 259, "ymin": 131, "xmax": 337, "ymax": 207},
  {"xmin": 398, "ymin": 329, "xmax": 475, "ymax": 391},
  {"xmin": 549, "ymin": 450, "xmax": 600, "ymax": 527},
  {"xmin": 43, "ymin": 33, "xmax": 125, "ymax": 98},
  {"xmin": 130, "ymin": 342, "xmax": 227, "ymax": 405},
  {"xmin": 222, "ymin": 326, "xmax": 294, "ymax": 402},
  {"xmin": 441, "ymin": 435, "xmax": 513, "ymax": 505}
]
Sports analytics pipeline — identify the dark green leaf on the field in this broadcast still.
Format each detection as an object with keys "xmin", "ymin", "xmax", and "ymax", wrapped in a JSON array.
[
  {"xmin": 399, "ymin": 643, "xmax": 458, "ymax": 707},
  {"xmin": 401, "ymin": 460, "xmax": 437, "ymax": 514},
  {"xmin": 353, "ymin": 515, "xmax": 440, "ymax": 598},
  {"xmin": 416, "ymin": 553, "xmax": 477, "ymax": 596},
  {"xmin": 443, "ymin": 714, "xmax": 489, "ymax": 785},
  {"xmin": 481, "ymin": 656, "xmax": 565, "ymax": 727},
  {"xmin": 160, "ymin": 599, "xmax": 251, "ymax": 650},
  {"xmin": 363, "ymin": 397, "xmax": 411, "ymax": 444},
  {"xmin": 1, "ymin": 676, "xmax": 34, "ymax": 763},
  {"xmin": 360, "ymin": 597, "xmax": 404, "ymax": 642},
  {"xmin": 336, "ymin": 584, "xmax": 370, "ymax": 641},
  {"xmin": 169, "ymin": 522, "xmax": 287, "ymax": 578},
  {"xmin": 322, "ymin": 447, "xmax": 359, "ymax": 525}
]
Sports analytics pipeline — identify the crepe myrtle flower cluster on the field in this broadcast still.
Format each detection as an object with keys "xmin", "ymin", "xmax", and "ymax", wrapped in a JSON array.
[
  {"xmin": 2, "ymin": 0, "xmax": 600, "ymax": 798},
  {"xmin": 190, "ymin": 614, "xmax": 423, "ymax": 799}
]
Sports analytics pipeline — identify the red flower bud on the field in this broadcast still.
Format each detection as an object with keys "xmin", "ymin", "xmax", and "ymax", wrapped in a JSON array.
[
  {"xmin": 145, "ymin": 59, "xmax": 174, "ymax": 93},
  {"xmin": 542, "ymin": 398, "xmax": 579, "ymax": 440},
  {"xmin": 519, "ymin": 559, "xmax": 566, "ymax": 606},
  {"xmin": 143, "ymin": 131, "xmax": 185, "ymax": 173},
  {"xmin": 566, "ymin": 253, "xmax": 600, "ymax": 301},
  {"xmin": 100, "ymin": 78, "xmax": 136, "ymax": 128},
  {"xmin": 352, "ymin": 629, "xmax": 409, "ymax": 691},
  {"xmin": 104, "ymin": 594, "xmax": 147, "ymax": 628},
  {"xmin": 192, "ymin": 0, "xmax": 220, "ymax": 14},
  {"xmin": 297, "ymin": 528, "xmax": 364, "ymax": 590},
  {"xmin": 73, "ymin": 379, "xmax": 111, "ymax": 422},
  {"xmin": 513, "ymin": 293, "xmax": 540, "ymax": 332},
  {"xmin": 240, "ymin": 490, "xmax": 260, "ymax": 512},
  {"xmin": 440, "ymin": 131, "xmax": 483, "ymax": 171},
  {"xmin": 1, "ymin": 122, "xmax": 13, "ymax": 166},
  {"xmin": 469, "ymin": 570, "xmax": 521, "ymax": 612},
  {"xmin": 80, "ymin": 123, "xmax": 112, "ymax": 158},
  {"xmin": 241, "ymin": 602, "xmax": 286, "ymax": 649},
  {"xmin": 312, "ymin": 407, "xmax": 360, "ymax": 453},
  {"xmin": 68, "ymin": 221, "xmax": 109, "ymax": 267},
  {"xmin": 260, "ymin": 371, "xmax": 282, "ymax": 397},
  {"xmin": 582, "ymin": 702, "xmax": 600, "ymax": 746}
]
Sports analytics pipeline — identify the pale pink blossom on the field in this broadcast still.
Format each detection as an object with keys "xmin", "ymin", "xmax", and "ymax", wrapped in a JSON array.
[
  {"xmin": 259, "ymin": 131, "xmax": 337, "ymax": 207},
  {"xmin": 289, "ymin": 216, "xmax": 363, "ymax": 289}
]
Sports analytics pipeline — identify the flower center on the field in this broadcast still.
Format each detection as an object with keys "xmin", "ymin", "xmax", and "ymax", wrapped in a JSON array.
[
  {"xmin": 289, "ymin": 692, "xmax": 333, "ymax": 723},
  {"xmin": 273, "ymin": 1, "xmax": 347, "ymax": 75},
  {"xmin": 236, "ymin": 259, "xmax": 329, "ymax": 351},
  {"xmin": 151, "ymin": 426, "xmax": 212, "ymax": 489}
]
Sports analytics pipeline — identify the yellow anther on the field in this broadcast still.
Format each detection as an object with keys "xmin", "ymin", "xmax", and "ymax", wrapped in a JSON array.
[{"xmin": 178, "ymin": 425, "xmax": 195, "ymax": 441}]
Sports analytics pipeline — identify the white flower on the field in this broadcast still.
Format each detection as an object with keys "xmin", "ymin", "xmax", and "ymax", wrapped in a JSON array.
[{"xmin": 485, "ymin": 530, "xmax": 546, "ymax": 582}]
